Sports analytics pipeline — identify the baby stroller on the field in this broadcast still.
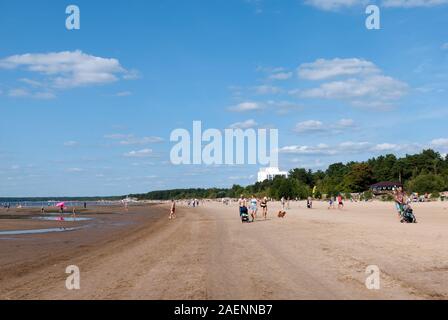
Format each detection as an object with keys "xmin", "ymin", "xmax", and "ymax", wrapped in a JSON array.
[
  {"xmin": 400, "ymin": 204, "xmax": 417, "ymax": 223},
  {"xmin": 240, "ymin": 206, "xmax": 249, "ymax": 223}
]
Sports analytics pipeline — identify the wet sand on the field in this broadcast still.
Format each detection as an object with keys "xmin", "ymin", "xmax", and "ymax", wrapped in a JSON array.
[{"xmin": 0, "ymin": 200, "xmax": 447, "ymax": 300}]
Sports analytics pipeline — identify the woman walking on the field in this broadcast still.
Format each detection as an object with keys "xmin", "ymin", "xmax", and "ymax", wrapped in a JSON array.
[
  {"xmin": 249, "ymin": 196, "xmax": 258, "ymax": 222},
  {"xmin": 260, "ymin": 197, "xmax": 268, "ymax": 220}
]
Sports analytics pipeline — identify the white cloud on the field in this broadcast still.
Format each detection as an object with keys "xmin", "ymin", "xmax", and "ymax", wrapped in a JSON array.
[
  {"xmin": 298, "ymin": 75, "xmax": 408, "ymax": 108},
  {"xmin": 119, "ymin": 136, "xmax": 163, "ymax": 145},
  {"xmin": 8, "ymin": 88, "xmax": 29, "ymax": 97},
  {"xmin": 266, "ymin": 100, "xmax": 305, "ymax": 114},
  {"xmin": 269, "ymin": 72, "xmax": 293, "ymax": 80},
  {"xmin": 252, "ymin": 85, "xmax": 282, "ymax": 95},
  {"xmin": 294, "ymin": 58, "xmax": 408, "ymax": 108},
  {"xmin": 33, "ymin": 92, "xmax": 56, "ymax": 100},
  {"xmin": 115, "ymin": 91, "xmax": 132, "ymax": 97},
  {"xmin": 124, "ymin": 149, "xmax": 154, "ymax": 158},
  {"xmin": 104, "ymin": 133, "xmax": 133, "ymax": 139},
  {"xmin": 7, "ymin": 88, "xmax": 56, "ymax": 100},
  {"xmin": 228, "ymin": 175, "xmax": 255, "ymax": 180},
  {"xmin": 280, "ymin": 141, "xmax": 373, "ymax": 155},
  {"xmin": 228, "ymin": 101, "xmax": 263, "ymax": 112},
  {"xmin": 63, "ymin": 141, "xmax": 79, "ymax": 147},
  {"xmin": 371, "ymin": 143, "xmax": 399, "ymax": 151},
  {"xmin": 431, "ymin": 138, "xmax": 448, "ymax": 148},
  {"xmin": 298, "ymin": 58, "xmax": 379, "ymax": 80},
  {"xmin": 105, "ymin": 134, "xmax": 162, "ymax": 145},
  {"xmin": 336, "ymin": 118, "xmax": 355, "ymax": 127},
  {"xmin": 66, "ymin": 167, "xmax": 84, "ymax": 173},
  {"xmin": 294, "ymin": 120, "xmax": 325, "ymax": 133},
  {"xmin": 281, "ymin": 140, "xmax": 423, "ymax": 156},
  {"xmin": 294, "ymin": 118, "xmax": 356, "ymax": 134},
  {"xmin": 382, "ymin": 0, "xmax": 448, "ymax": 8},
  {"xmin": 442, "ymin": 43, "xmax": 448, "ymax": 50},
  {"xmin": 304, "ymin": 0, "xmax": 366, "ymax": 11},
  {"xmin": 19, "ymin": 78, "xmax": 43, "ymax": 87},
  {"xmin": 0, "ymin": 50, "xmax": 134, "ymax": 89},
  {"xmin": 229, "ymin": 119, "xmax": 258, "ymax": 129}
]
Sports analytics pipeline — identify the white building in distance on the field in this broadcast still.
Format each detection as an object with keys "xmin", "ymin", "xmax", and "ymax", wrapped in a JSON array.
[{"xmin": 257, "ymin": 167, "xmax": 289, "ymax": 183}]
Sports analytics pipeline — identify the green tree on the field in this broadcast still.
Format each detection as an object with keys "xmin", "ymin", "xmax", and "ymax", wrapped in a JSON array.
[
  {"xmin": 406, "ymin": 174, "xmax": 445, "ymax": 194},
  {"xmin": 343, "ymin": 163, "xmax": 374, "ymax": 193}
]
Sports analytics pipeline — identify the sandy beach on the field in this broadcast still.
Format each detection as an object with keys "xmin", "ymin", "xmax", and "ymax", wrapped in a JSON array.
[{"xmin": 0, "ymin": 200, "xmax": 447, "ymax": 300}]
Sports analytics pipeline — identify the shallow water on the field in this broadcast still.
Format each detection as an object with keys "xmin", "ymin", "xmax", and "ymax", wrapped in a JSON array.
[
  {"xmin": 0, "ymin": 215, "xmax": 29, "ymax": 220},
  {"xmin": 0, "ymin": 227, "xmax": 80, "ymax": 236},
  {"xmin": 0, "ymin": 215, "xmax": 93, "ymax": 222},
  {"xmin": 33, "ymin": 217, "xmax": 92, "ymax": 222}
]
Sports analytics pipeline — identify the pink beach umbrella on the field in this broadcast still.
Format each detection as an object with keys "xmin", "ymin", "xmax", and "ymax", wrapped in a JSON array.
[
  {"xmin": 56, "ymin": 202, "xmax": 65, "ymax": 208},
  {"xmin": 56, "ymin": 202, "xmax": 65, "ymax": 221}
]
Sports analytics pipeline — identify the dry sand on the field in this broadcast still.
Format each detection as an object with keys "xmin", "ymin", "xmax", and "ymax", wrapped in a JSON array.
[{"xmin": 0, "ymin": 200, "xmax": 447, "ymax": 300}]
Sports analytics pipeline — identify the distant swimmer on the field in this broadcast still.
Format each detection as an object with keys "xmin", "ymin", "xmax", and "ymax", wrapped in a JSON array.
[{"xmin": 169, "ymin": 200, "xmax": 176, "ymax": 220}]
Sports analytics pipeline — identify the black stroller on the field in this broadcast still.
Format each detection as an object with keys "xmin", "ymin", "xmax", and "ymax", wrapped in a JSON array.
[
  {"xmin": 400, "ymin": 204, "xmax": 417, "ymax": 223},
  {"xmin": 240, "ymin": 206, "xmax": 249, "ymax": 223}
]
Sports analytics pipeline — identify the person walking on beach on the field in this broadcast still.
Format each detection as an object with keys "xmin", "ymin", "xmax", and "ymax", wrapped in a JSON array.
[
  {"xmin": 169, "ymin": 200, "xmax": 176, "ymax": 220},
  {"xmin": 307, "ymin": 197, "xmax": 313, "ymax": 209},
  {"xmin": 238, "ymin": 194, "xmax": 247, "ymax": 216},
  {"xmin": 249, "ymin": 196, "xmax": 258, "ymax": 222},
  {"xmin": 337, "ymin": 194, "xmax": 344, "ymax": 209},
  {"xmin": 260, "ymin": 196, "xmax": 268, "ymax": 220},
  {"xmin": 281, "ymin": 197, "xmax": 286, "ymax": 210},
  {"xmin": 328, "ymin": 197, "xmax": 335, "ymax": 210},
  {"xmin": 393, "ymin": 187, "xmax": 405, "ymax": 219}
]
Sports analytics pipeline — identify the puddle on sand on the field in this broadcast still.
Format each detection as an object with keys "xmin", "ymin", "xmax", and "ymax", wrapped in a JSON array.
[{"xmin": 0, "ymin": 227, "xmax": 81, "ymax": 236}]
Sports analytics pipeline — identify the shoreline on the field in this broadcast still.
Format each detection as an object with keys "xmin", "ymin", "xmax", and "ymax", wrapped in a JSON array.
[{"xmin": 0, "ymin": 201, "xmax": 447, "ymax": 300}]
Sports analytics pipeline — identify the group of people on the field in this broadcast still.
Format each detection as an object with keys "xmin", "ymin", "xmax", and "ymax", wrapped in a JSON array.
[
  {"xmin": 238, "ymin": 195, "xmax": 269, "ymax": 222},
  {"xmin": 327, "ymin": 195, "xmax": 344, "ymax": 210},
  {"xmin": 188, "ymin": 199, "xmax": 200, "ymax": 207}
]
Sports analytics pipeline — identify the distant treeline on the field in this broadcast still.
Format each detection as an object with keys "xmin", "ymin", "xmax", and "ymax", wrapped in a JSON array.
[
  {"xmin": 0, "ymin": 196, "xmax": 123, "ymax": 203},
  {"xmin": 129, "ymin": 149, "xmax": 448, "ymax": 200}
]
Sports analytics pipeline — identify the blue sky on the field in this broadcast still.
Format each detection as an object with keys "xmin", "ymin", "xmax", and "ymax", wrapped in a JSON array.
[{"xmin": 1, "ymin": 0, "xmax": 448, "ymax": 196}]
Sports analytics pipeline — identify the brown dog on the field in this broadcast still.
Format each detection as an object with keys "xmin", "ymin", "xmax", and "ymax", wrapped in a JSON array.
[{"xmin": 277, "ymin": 210, "xmax": 286, "ymax": 218}]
